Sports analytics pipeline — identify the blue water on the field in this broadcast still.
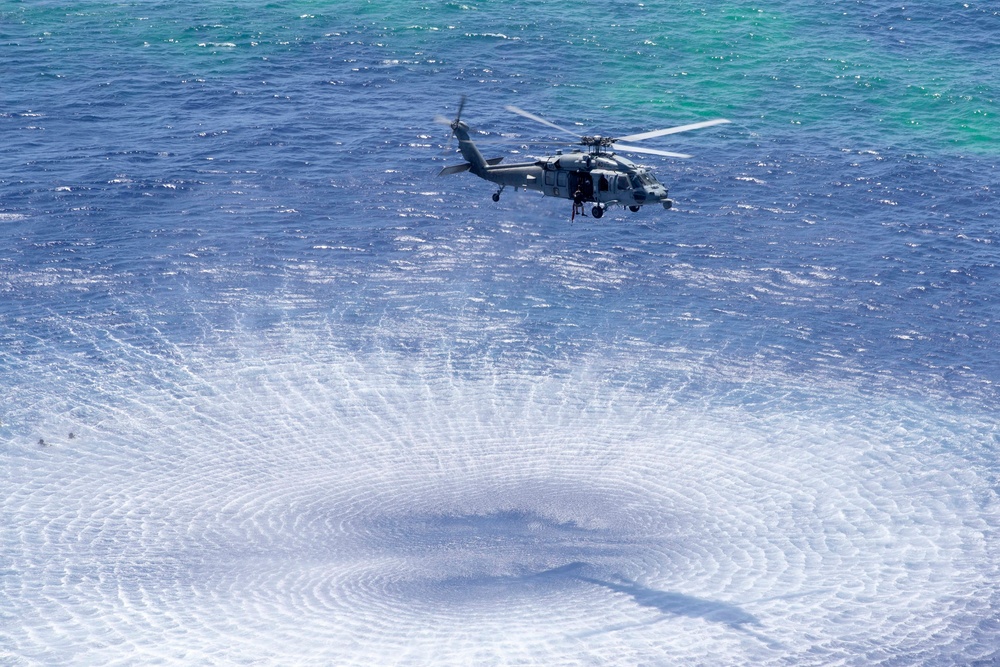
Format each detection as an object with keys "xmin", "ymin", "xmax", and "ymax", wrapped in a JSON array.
[{"xmin": 2, "ymin": 2, "xmax": 999, "ymax": 665}]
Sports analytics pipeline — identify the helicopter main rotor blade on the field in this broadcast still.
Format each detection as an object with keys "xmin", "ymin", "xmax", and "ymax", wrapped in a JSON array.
[
  {"xmin": 617, "ymin": 118, "xmax": 731, "ymax": 143},
  {"xmin": 434, "ymin": 114, "xmax": 454, "ymax": 126},
  {"xmin": 504, "ymin": 105, "xmax": 579, "ymax": 139},
  {"xmin": 611, "ymin": 144, "xmax": 692, "ymax": 159}
]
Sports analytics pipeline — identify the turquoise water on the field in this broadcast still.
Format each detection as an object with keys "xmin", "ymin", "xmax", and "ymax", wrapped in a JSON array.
[
  {"xmin": 5, "ymin": 2, "xmax": 995, "ymax": 150},
  {"xmin": 2, "ymin": 2, "xmax": 999, "ymax": 665}
]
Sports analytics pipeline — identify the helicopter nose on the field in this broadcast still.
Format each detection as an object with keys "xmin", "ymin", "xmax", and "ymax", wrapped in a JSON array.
[{"xmin": 641, "ymin": 186, "xmax": 663, "ymax": 202}]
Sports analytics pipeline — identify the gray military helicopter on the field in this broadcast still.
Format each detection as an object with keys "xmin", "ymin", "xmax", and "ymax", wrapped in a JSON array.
[{"xmin": 436, "ymin": 97, "xmax": 729, "ymax": 219}]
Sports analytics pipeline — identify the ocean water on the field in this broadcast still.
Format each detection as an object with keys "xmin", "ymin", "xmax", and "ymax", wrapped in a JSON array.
[{"xmin": 2, "ymin": 1, "xmax": 999, "ymax": 665}]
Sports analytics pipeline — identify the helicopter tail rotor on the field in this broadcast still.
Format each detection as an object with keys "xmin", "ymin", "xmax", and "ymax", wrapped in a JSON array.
[
  {"xmin": 434, "ymin": 95, "xmax": 468, "ymax": 129},
  {"xmin": 435, "ymin": 95, "xmax": 468, "ymax": 153}
]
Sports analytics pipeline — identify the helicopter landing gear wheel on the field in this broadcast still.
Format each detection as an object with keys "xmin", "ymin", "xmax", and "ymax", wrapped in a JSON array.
[
  {"xmin": 492, "ymin": 192, "xmax": 500, "ymax": 202},
  {"xmin": 628, "ymin": 205, "xmax": 641, "ymax": 212},
  {"xmin": 591, "ymin": 205, "xmax": 604, "ymax": 219}
]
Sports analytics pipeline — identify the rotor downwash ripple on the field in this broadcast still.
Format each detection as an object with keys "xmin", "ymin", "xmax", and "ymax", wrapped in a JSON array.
[{"xmin": 4, "ymin": 339, "xmax": 998, "ymax": 666}]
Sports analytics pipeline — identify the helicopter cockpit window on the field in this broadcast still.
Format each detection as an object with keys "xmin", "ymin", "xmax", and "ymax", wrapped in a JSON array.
[
  {"xmin": 617, "ymin": 175, "xmax": 630, "ymax": 190},
  {"xmin": 630, "ymin": 174, "xmax": 643, "ymax": 189}
]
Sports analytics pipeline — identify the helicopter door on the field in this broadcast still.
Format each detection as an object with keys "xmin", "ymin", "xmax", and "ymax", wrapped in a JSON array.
[
  {"xmin": 555, "ymin": 170, "xmax": 567, "ymax": 197},
  {"xmin": 597, "ymin": 172, "xmax": 610, "ymax": 192},
  {"xmin": 593, "ymin": 171, "xmax": 611, "ymax": 202},
  {"xmin": 544, "ymin": 169, "xmax": 557, "ymax": 196},
  {"xmin": 569, "ymin": 172, "xmax": 593, "ymax": 201}
]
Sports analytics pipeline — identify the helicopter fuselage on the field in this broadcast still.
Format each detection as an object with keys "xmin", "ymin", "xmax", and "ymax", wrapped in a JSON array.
[{"xmin": 441, "ymin": 120, "xmax": 673, "ymax": 216}]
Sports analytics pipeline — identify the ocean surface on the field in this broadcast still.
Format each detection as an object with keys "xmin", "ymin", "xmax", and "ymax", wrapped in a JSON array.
[{"xmin": 2, "ymin": 1, "xmax": 999, "ymax": 665}]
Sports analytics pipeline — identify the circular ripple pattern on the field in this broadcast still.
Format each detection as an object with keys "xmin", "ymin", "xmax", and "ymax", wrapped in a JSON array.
[{"xmin": 3, "ymin": 336, "xmax": 998, "ymax": 666}]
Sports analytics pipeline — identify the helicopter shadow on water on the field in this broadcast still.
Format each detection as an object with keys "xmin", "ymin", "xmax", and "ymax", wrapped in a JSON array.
[{"xmin": 533, "ymin": 562, "xmax": 789, "ymax": 649}]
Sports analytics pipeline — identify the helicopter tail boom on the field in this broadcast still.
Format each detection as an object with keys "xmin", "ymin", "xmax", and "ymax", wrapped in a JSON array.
[{"xmin": 453, "ymin": 126, "xmax": 492, "ymax": 177}]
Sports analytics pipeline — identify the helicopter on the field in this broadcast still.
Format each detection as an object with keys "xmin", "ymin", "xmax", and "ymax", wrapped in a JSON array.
[{"xmin": 436, "ymin": 97, "xmax": 730, "ymax": 219}]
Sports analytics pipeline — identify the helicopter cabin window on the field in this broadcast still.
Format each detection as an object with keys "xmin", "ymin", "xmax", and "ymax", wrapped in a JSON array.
[
  {"xmin": 617, "ymin": 175, "xmax": 630, "ymax": 190},
  {"xmin": 557, "ymin": 172, "xmax": 568, "ymax": 188},
  {"xmin": 598, "ymin": 174, "xmax": 609, "ymax": 192},
  {"xmin": 544, "ymin": 171, "xmax": 556, "ymax": 186}
]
